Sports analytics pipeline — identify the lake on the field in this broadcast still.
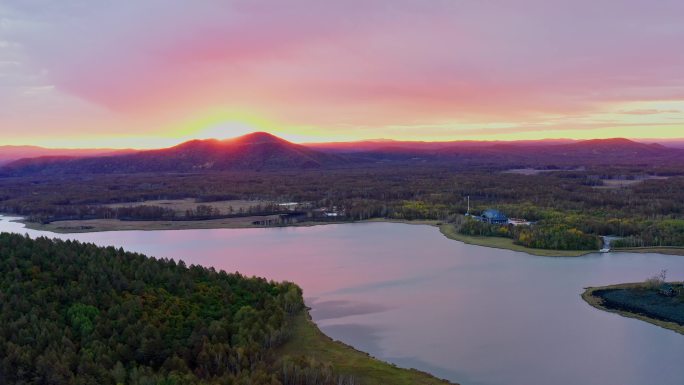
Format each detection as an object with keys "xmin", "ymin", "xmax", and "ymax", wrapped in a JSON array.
[{"xmin": 1, "ymin": 216, "xmax": 683, "ymax": 385}]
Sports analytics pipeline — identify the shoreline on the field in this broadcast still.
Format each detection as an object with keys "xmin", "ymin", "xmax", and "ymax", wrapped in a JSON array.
[
  {"xmin": 9, "ymin": 215, "xmax": 680, "ymax": 258},
  {"xmin": 581, "ymin": 283, "xmax": 684, "ymax": 335},
  {"xmin": 19, "ymin": 216, "xmax": 443, "ymax": 234},
  {"xmin": 19, "ymin": 216, "xmax": 593, "ymax": 257},
  {"xmin": 280, "ymin": 311, "xmax": 456, "ymax": 385}
]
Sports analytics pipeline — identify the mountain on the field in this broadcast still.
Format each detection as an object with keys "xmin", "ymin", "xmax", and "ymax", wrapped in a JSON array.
[
  {"xmin": 561, "ymin": 138, "xmax": 665, "ymax": 153},
  {"xmin": 305, "ymin": 138, "xmax": 576, "ymax": 153},
  {"xmin": 2, "ymin": 134, "xmax": 683, "ymax": 176},
  {"xmin": 544, "ymin": 138, "xmax": 675, "ymax": 162},
  {"xmin": 308, "ymin": 137, "xmax": 684, "ymax": 167},
  {"xmin": 1, "ymin": 132, "xmax": 350, "ymax": 176},
  {"xmin": 0, "ymin": 146, "xmax": 134, "ymax": 166},
  {"xmin": 645, "ymin": 139, "xmax": 684, "ymax": 149}
]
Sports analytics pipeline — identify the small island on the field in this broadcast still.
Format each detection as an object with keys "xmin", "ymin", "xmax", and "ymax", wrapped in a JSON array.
[{"xmin": 582, "ymin": 271, "xmax": 684, "ymax": 335}]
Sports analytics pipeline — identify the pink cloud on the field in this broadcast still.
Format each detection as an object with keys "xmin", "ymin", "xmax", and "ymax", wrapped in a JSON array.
[{"xmin": 3, "ymin": 0, "xmax": 684, "ymax": 136}]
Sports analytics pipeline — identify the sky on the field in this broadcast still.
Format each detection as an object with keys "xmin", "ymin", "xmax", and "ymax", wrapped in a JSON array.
[{"xmin": 1, "ymin": 0, "xmax": 683, "ymax": 148}]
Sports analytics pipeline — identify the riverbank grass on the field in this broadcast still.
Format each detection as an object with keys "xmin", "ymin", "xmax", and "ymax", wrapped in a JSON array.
[
  {"xmin": 21, "ymin": 216, "xmax": 283, "ymax": 233},
  {"xmin": 439, "ymin": 224, "xmax": 591, "ymax": 257},
  {"xmin": 582, "ymin": 283, "xmax": 684, "ymax": 335},
  {"xmin": 612, "ymin": 247, "xmax": 684, "ymax": 256},
  {"xmin": 278, "ymin": 313, "xmax": 456, "ymax": 385},
  {"xmin": 23, "ymin": 217, "xmax": 442, "ymax": 234}
]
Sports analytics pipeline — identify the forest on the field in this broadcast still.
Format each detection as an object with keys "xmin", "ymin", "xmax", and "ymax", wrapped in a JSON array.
[
  {"xmin": 0, "ymin": 164, "xmax": 683, "ymax": 249},
  {"xmin": 0, "ymin": 233, "xmax": 358, "ymax": 385},
  {"xmin": 455, "ymin": 216, "xmax": 600, "ymax": 250}
]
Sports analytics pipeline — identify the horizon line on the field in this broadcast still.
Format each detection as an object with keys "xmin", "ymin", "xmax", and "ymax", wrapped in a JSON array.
[{"xmin": 3, "ymin": 132, "xmax": 684, "ymax": 151}]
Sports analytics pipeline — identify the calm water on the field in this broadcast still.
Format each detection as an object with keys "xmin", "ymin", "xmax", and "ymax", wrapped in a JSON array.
[{"xmin": 1, "ymin": 216, "xmax": 683, "ymax": 385}]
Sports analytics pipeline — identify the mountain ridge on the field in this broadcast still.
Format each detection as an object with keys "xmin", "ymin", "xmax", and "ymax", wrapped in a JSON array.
[
  {"xmin": 1, "ymin": 132, "xmax": 349, "ymax": 175},
  {"xmin": 0, "ymin": 146, "xmax": 135, "ymax": 166},
  {"xmin": 1, "ymin": 134, "xmax": 683, "ymax": 176}
]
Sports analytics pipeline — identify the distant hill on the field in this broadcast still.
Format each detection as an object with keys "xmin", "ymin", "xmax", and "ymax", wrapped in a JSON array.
[
  {"xmin": 0, "ymin": 146, "xmax": 134, "ymax": 166},
  {"xmin": 2, "ymin": 134, "xmax": 683, "ymax": 176},
  {"xmin": 319, "ymin": 137, "xmax": 684, "ymax": 167},
  {"xmin": 554, "ymin": 138, "xmax": 667, "ymax": 157},
  {"xmin": 651, "ymin": 139, "xmax": 684, "ymax": 149},
  {"xmin": 305, "ymin": 138, "xmax": 576, "ymax": 153},
  {"xmin": 504, "ymin": 138, "xmax": 679, "ymax": 166},
  {"xmin": 1, "ymin": 132, "xmax": 350, "ymax": 175}
]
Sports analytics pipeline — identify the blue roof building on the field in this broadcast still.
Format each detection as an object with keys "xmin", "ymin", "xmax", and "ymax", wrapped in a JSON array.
[{"xmin": 481, "ymin": 209, "xmax": 508, "ymax": 225}]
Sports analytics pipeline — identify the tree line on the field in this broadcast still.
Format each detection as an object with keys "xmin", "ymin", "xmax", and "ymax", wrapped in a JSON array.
[
  {"xmin": 455, "ymin": 216, "xmax": 600, "ymax": 250},
  {"xmin": 0, "ymin": 165, "xmax": 683, "ymax": 248}
]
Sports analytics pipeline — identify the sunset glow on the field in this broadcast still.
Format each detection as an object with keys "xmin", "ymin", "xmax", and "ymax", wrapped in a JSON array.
[{"xmin": 1, "ymin": 1, "xmax": 683, "ymax": 148}]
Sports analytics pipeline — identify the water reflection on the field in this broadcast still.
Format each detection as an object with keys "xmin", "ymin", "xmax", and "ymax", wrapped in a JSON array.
[{"xmin": 309, "ymin": 299, "xmax": 393, "ymax": 320}]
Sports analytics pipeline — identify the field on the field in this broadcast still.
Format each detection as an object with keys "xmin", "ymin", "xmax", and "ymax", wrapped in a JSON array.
[
  {"xmin": 104, "ymin": 198, "xmax": 273, "ymax": 214},
  {"xmin": 582, "ymin": 283, "xmax": 684, "ymax": 335},
  {"xmin": 592, "ymin": 176, "xmax": 670, "ymax": 189},
  {"xmin": 502, "ymin": 168, "xmax": 569, "ymax": 175},
  {"xmin": 278, "ymin": 313, "xmax": 455, "ymax": 385}
]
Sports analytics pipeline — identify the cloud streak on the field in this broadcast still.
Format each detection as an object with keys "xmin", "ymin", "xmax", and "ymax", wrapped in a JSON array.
[{"xmin": 618, "ymin": 109, "xmax": 681, "ymax": 115}]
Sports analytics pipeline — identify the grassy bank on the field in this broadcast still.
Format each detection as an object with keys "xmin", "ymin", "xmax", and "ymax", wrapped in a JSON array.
[
  {"xmin": 278, "ymin": 312, "xmax": 456, "ymax": 385},
  {"xmin": 22, "ymin": 216, "xmax": 285, "ymax": 233},
  {"xmin": 612, "ymin": 247, "xmax": 684, "ymax": 256},
  {"xmin": 22, "ymin": 216, "xmax": 441, "ymax": 234},
  {"xmin": 362, "ymin": 218, "xmax": 442, "ymax": 226},
  {"xmin": 582, "ymin": 283, "xmax": 684, "ymax": 335},
  {"xmin": 439, "ymin": 223, "xmax": 592, "ymax": 257}
]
